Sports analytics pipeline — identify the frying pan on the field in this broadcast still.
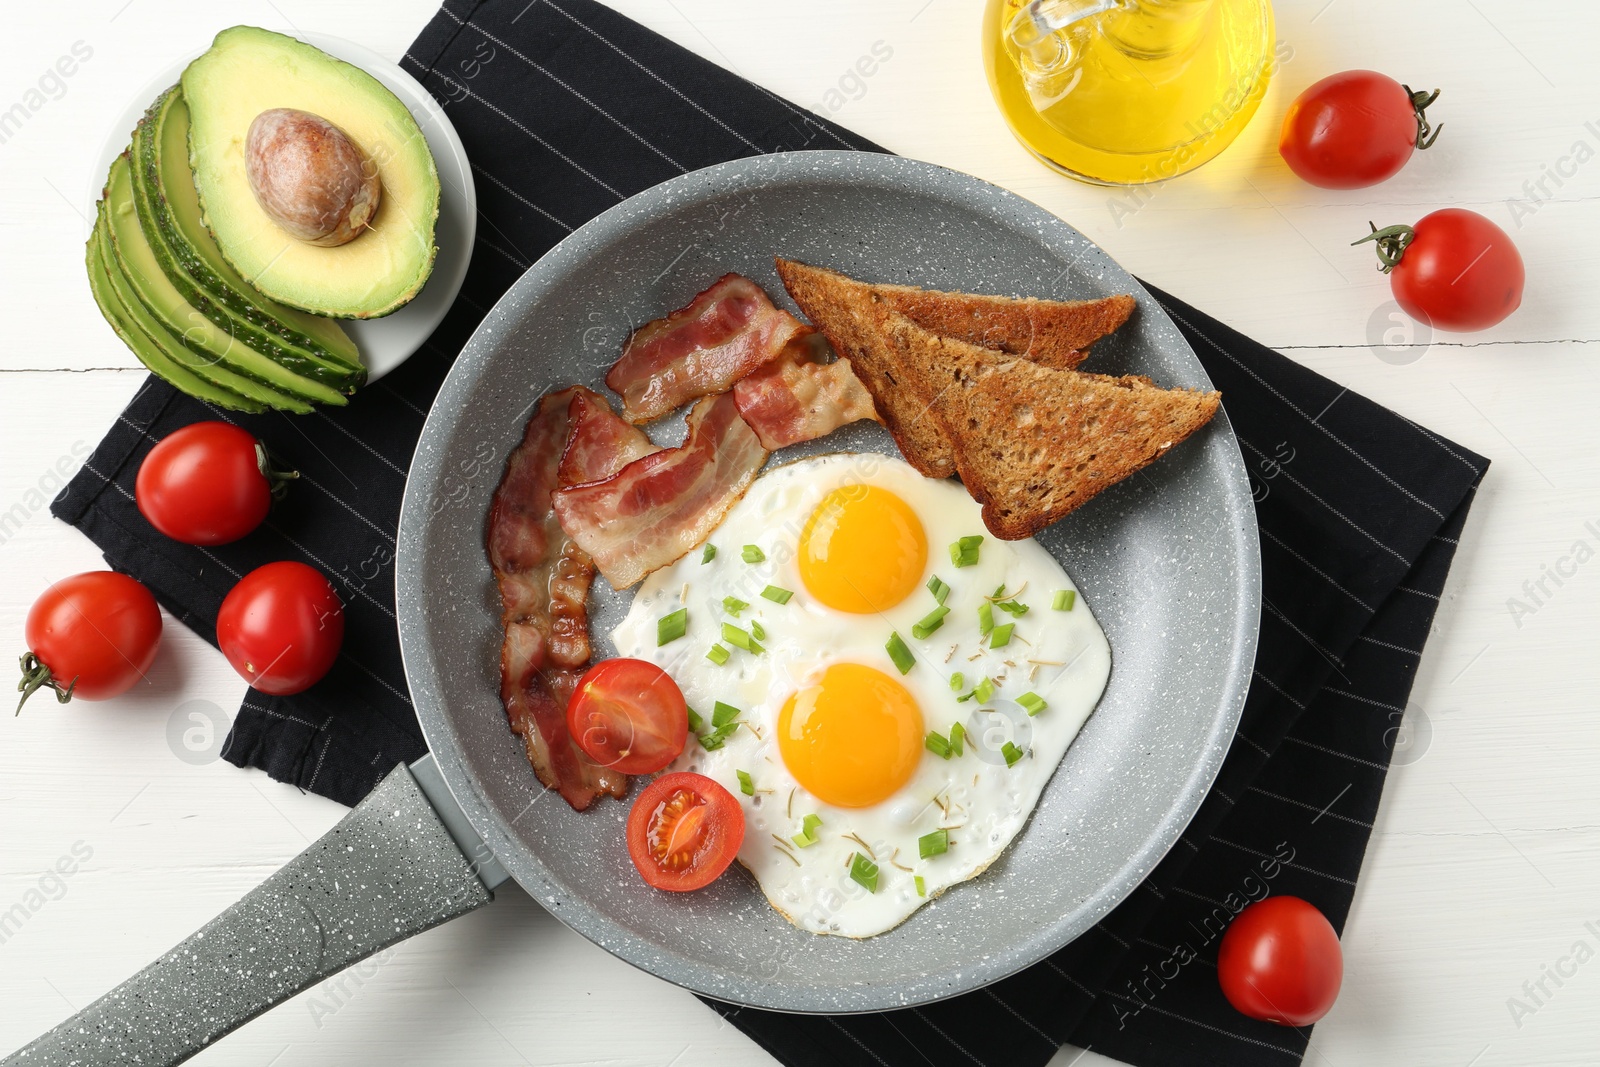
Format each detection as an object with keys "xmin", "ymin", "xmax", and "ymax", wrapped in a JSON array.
[{"xmin": 6, "ymin": 152, "xmax": 1259, "ymax": 1064}]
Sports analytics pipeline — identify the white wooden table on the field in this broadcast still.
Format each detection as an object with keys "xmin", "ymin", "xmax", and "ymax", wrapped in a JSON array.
[{"xmin": 2, "ymin": 2, "xmax": 1595, "ymax": 1064}]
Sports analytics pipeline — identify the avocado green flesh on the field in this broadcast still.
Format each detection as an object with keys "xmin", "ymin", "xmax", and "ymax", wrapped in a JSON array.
[
  {"xmin": 137, "ymin": 87, "xmax": 364, "ymax": 384},
  {"xmin": 105, "ymin": 153, "xmax": 346, "ymax": 408},
  {"xmin": 183, "ymin": 26, "xmax": 439, "ymax": 319},
  {"xmin": 87, "ymin": 205, "xmax": 271, "ymax": 414}
]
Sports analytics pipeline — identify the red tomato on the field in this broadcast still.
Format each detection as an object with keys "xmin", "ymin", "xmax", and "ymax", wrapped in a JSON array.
[
  {"xmin": 1358, "ymin": 209, "xmax": 1524, "ymax": 332},
  {"xmin": 567, "ymin": 658, "xmax": 688, "ymax": 775},
  {"xmin": 625, "ymin": 772, "xmax": 745, "ymax": 891},
  {"xmin": 136, "ymin": 422, "xmax": 297, "ymax": 546},
  {"xmin": 216, "ymin": 562, "xmax": 343, "ymax": 695},
  {"xmin": 18, "ymin": 572, "xmax": 162, "ymax": 710},
  {"xmin": 1218, "ymin": 896, "xmax": 1343, "ymax": 1027},
  {"xmin": 1279, "ymin": 71, "xmax": 1441, "ymax": 189}
]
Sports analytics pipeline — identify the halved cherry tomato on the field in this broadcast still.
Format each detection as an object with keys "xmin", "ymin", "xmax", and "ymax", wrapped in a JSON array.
[
  {"xmin": 1218, "ymin": 896, "xmax": 1343, "ymax": 1026},
  {"xmin": 216, "ymin": 561, "xmax": 343, "ymax": 695},
  {"xmin": 625, "ymin": 772, "xmax": 744, "ymax": 891},
  {"xmin": 135, "ymin": 422, "xmax": 297, "ymax": 546},
  {"xmin": 17, "ymin": 572, "xmax": 162, "ymax": 711},
  {"xmin": 1279, "ymin": 71, "xmax": 1441, "ymax": 189},
  {"xmin": 1357, "ymin": 209, "xmax": 1524, "ymax": 332},
  {"xmin": 567, "ymin": 658, "xmax": 688, "ymax": 775}
]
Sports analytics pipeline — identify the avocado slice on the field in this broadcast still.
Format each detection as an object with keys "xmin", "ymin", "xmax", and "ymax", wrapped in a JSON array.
[
  {"xmin": 92, "ymin": 201, "xmax": 314, "ymax": 413},
  {"xmin": 183, "ymin": 26, "xmax": 440, "ymax": 319},
  {"xmin": 134, "ymin": 86, "xmax": 365, "ymax": 387},
  {"xmin": 87, "ymin": 202, "xmax": 272, "ymax": 414},
  {"xmin": 104, "ymin": 152, "xmax": 346, "ymax": 408}
]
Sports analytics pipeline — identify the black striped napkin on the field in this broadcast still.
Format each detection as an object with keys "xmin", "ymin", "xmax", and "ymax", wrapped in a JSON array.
[{"xmin": 51, "ymin": 2, "xmax": 1487, "ymax": 1064}]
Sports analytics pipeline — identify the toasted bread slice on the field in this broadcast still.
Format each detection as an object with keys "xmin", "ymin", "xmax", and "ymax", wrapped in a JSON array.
[
  {"xmin": 775, "ymin": 258, "xmax": 1141, "ymax": 476},
  {"xmin": 775, "ymin": 258, "xmax": 1133, "ymax": 367},
  {"xmin": 879, "ymin": 315, "xmax": 1220, "ymax": 539},
  {"xmin": 776, "ymin": 256, "xmax": 960, "ymax": 476},
  {"xmin": 873, "ymin": 280, "xmax": 1134, "ymax": 367}
]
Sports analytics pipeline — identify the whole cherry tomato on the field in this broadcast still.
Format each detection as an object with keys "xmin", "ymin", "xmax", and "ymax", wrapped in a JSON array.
[
  {"xmin": 1218, "ymin": 896, "xmax": 1343, "ymax": 1027},
  {"xmin": 625, "ymin": 772, "xmax": 745, "ymax": 891},
  {"xmin": 1357, "ymin": 209, "xmax": 1525, "ymax": 332},
  {"xmin": 136, "ymin": 422, "xmax": 297, "ymax": 546},
  {"xmin": 567, "ymin": 658, "xmax": 688, "ymax": 775},
  {"xmin": 216, "ymin": 562, "xmax": 343, "ymax": 695},
  {"xmin": 1279, "ymin": 71, "xmax": 1442, "ymax": 189},
  {"xmin": 18, "ymin": 572, "xmax": 162, "ymax": 712}
]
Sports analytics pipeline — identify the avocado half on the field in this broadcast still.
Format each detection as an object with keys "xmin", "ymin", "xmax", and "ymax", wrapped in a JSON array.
[{"xmin": 182, "ymin": 26, "xmax": 440, "ymax": 319}]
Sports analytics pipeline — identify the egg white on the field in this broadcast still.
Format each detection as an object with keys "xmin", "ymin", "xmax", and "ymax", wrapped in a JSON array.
[{"xmin": 611, "ymin": 453, "xmax": 1111, "ymax": 937}]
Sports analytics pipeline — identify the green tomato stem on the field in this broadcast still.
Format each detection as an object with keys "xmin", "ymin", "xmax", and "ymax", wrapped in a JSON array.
[
  {"xmin": 255, "ymin": 441, "xmax": 300, "ymax": 502},
  {"xmin": 1352, "ymin": 222, "xmax": 1417, "ymax": 274},
  {"xmin": 16, "ymin": 652, "xmax": 75, "ymax": 715},
  {"xmin": 1402, "ymin": 84, "xmax": 1443, "ymax": 150}
]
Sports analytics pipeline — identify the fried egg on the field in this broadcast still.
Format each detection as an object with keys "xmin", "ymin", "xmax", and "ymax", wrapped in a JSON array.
[{"xmin": 611, "ymin": 453, "xmax": 1110, "ymax": 937}]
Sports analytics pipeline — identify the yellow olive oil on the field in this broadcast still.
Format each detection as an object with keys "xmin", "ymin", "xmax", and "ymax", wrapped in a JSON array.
[{"xmin": 983, "ymin": 0, "xmax": 1276, "ymax": 185}]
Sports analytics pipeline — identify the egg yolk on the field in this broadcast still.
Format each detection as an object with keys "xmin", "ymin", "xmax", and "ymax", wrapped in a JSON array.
[
  {"xmin": 777, "ymin": 663, "xmax": 924, "ymax": 808},
  {"xmin": 798, "ymin": 485, "xmax": 928, "ymax": 613}
]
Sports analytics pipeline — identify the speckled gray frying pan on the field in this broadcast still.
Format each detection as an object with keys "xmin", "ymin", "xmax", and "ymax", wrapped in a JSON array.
[
  {"xmin": 8, "ymin": 152, "xmax": 1258, "ymax": 1066},
  {"xmin": 398, "ymin": 151, "xmax": 1261, "ymax": 1009}
]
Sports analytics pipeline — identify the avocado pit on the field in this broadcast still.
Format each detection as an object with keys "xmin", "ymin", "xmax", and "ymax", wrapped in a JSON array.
[{"xmin": 244, "ymin": 108, "xmax": 381, "ymax": 247}]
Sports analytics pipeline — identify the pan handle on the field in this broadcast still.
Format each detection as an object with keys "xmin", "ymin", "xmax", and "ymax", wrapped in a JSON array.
[{"xmin": 3, "ymin": 763, "xmax": 494, "ymax": 1067}]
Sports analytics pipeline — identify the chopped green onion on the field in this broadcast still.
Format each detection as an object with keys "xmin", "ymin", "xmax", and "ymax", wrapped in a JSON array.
[
  {"xmin": 948, "ymin": 721, "xmax": 966, "ymax": 757},
  {"xmin": 694, "ymin": 705, "xmax": 742, "ymax": 751},
  {"xmin": 950, "ymin": 535, "xmax": 983, "ymax": 568},
  {"xmin": 761, "ymin": 585, "xmax": 793, "ymax": 605},
  {"xmin": 915, "ymin": 875, "xmax": 926, "ymax": 897},
  {"xmin": 1017, "ymin": 692, "xmax": 1048, "ymax": 716},
  {"xmin": 723, "ymin": 595, "xmax": 748, "ymax": 617},
  {"xmin": 1053, "ymin": 589, "xmax": 1076, "ymax": 611},
  {"xmin": 793, "ymin": 813, "xmax": 822, "ymax": 848},
  {"xmin": 848, "ymin": 852, "xmax": 880, "ymax": 893},
  {"xmin": 699, "ymin": 727, "xmax": 732, "ymax": 751},
  {"xmin": 924, "ymin": 731, "xmax": 951, "ymax": 759},
  {"xmin": 885, "ymin": 631, "xmax": 915, "ymax": 675},
  {"xmin": 978, "ymin": 601, "xmax": 994, "ymax": 637},
  {"xmin": 657, "ymin": 608, "xmax": 688, "ymax": 646},
  {"xmin": 1002, "ymin": 741, "xmax": 1025, "ymax": 767},
  {"xmin": 750, "ymin": 619, "xmax": 767, "ymax": 641},
  {"xmin": 722, "ymin": 622, "xmax": 765, "ymax": 654},
  {"xmin": 949, "ymin": 672, "xmax": 965, "ymax": 692},
  {"xmin": 702, "ymin": 544, "xmax": 717, "ymax": 564},
  {"xmin": 974, "ymin": 677, "xmax": 995, "ymax": 704},
  {"xmin": 990, "ymin": 623, "xmax": 1014, "ymax": 649},
  {"xmin": 737, "ymin": 770, "xmax": 754, "ymax": 796},
  {"xmin": 911, "ymin": 605, "xmax": 950, "ymax": 640},
  {"xmin": 918, "ymin": 829, "xmax": 949, "ymax": 859},
  {"xmin": 996, "ymin": 599, "xmax": 1029, "ymax": 617},
  {"xmin": 927, "ymin": 575, "xmax": 951, "ymax": 604},
  {"xmin": 742, "ymin": 544, "xmax": 766, "ymax": 563},
  {"xmin": 706, "ymin": 644, "xmax": 731, "ymax": 666}
]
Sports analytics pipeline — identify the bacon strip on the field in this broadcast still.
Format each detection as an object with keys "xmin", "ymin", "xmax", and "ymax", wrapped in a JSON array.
[
  {"xmin": 553, "ymin": 391, "xmax": 769, "ymax": 590},
  {"xmin": 733, "ymin": 330, "xmax": 880, "ymax": 449},
  {"xmin": 559, "ymin": 388, "xmax": 660, "ymax": 486},
  {"xmin": 487, "ymin": 386, "xmax": 627, "ymax": 811},
  {"xmin": 606, "ymin": 273, "xmax": 806, "ymax": 423}
]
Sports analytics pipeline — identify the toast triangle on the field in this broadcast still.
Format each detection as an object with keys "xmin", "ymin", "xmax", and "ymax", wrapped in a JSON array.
[{"xmin": 879, "ymin": 314, "xmax": 1221, "ymax": 538}]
